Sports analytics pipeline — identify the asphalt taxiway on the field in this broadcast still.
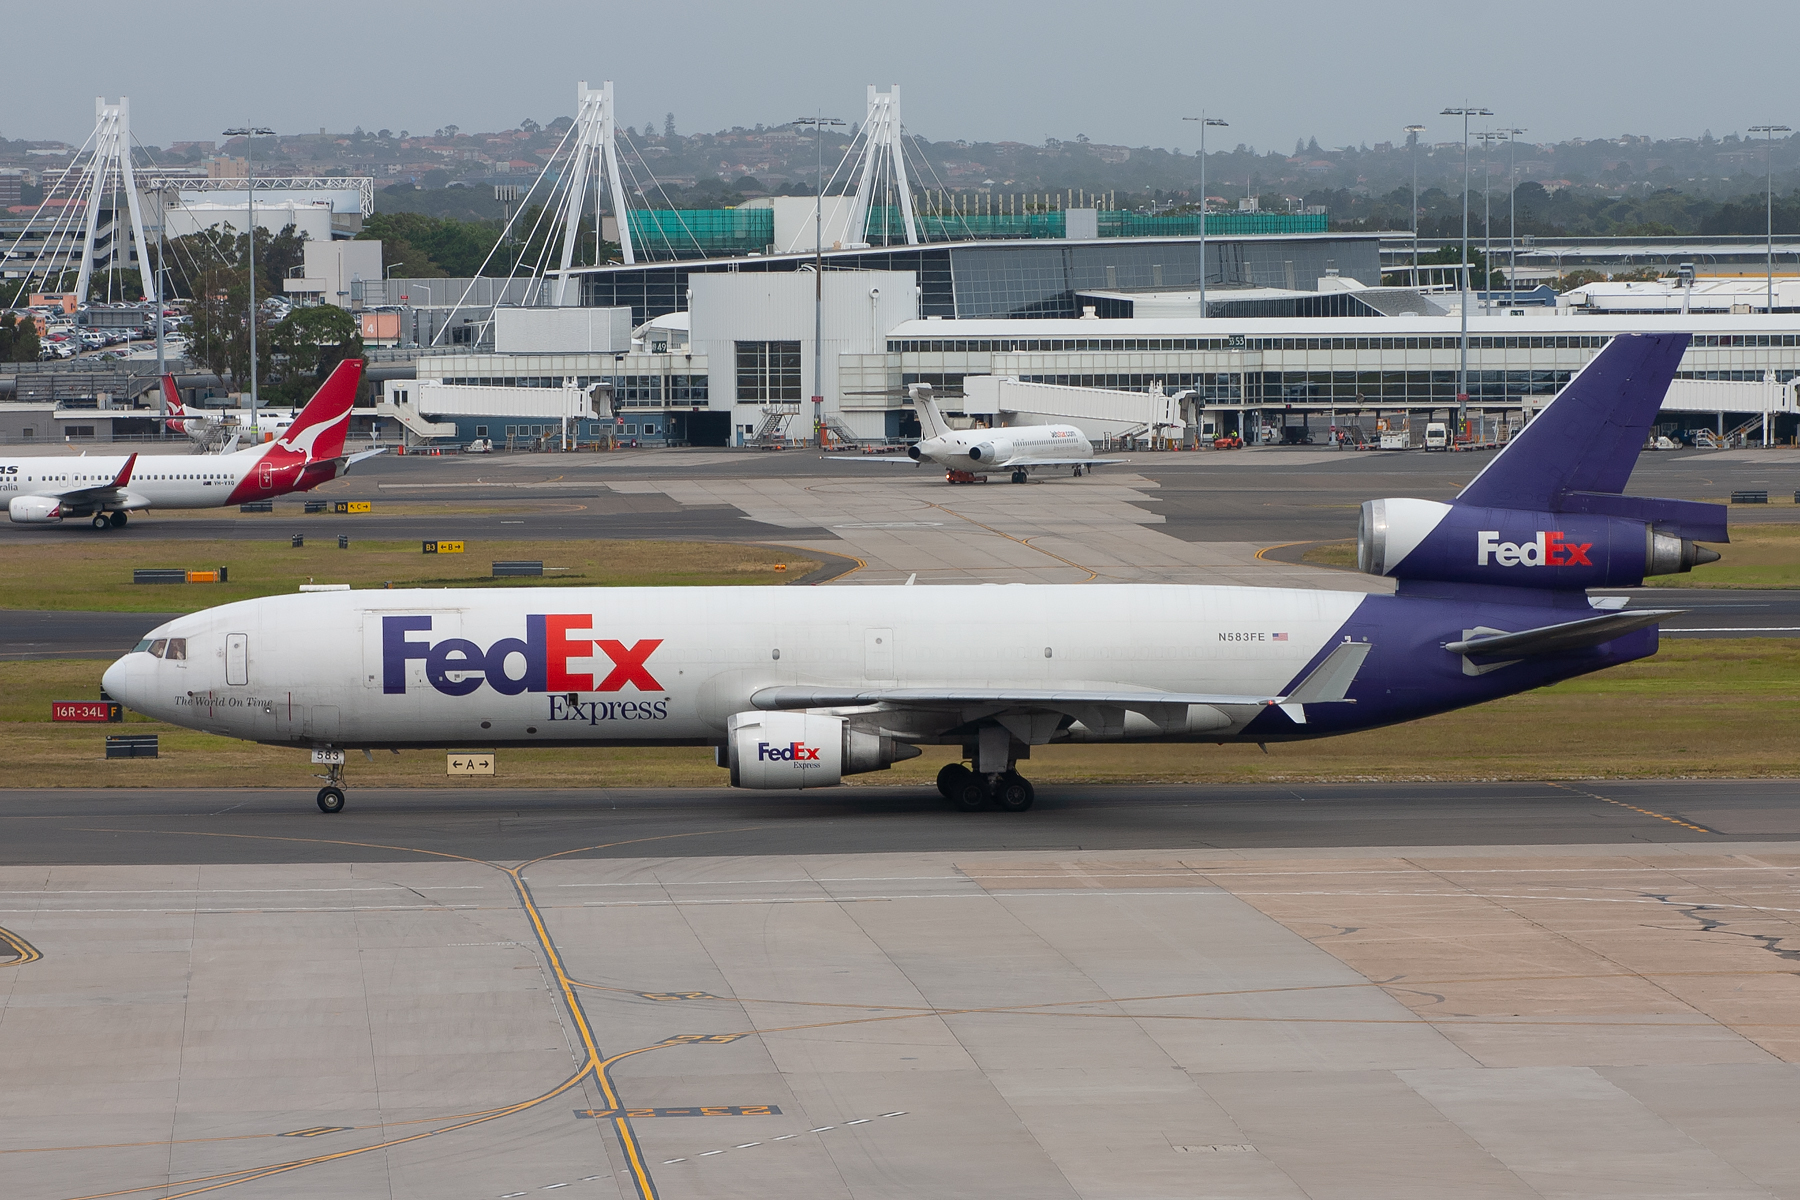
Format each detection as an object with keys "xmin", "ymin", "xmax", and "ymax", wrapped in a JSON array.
[
  {"xmin": 5, "ymin": 446, "xmax": 1800, "ymax": 1199},
  {"xmin": 5, "ymin": 785, "xmax": 1800, "ymax": 1200}
]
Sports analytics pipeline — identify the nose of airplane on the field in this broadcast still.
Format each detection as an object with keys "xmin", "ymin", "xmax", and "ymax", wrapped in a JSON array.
[{"xmin": 101, "ymin": 654, "xmax": 138, "ymax": 710}]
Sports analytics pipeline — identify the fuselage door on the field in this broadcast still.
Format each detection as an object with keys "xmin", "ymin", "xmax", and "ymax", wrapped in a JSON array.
[
  {"xmin": 258, "ymin": 461, "xmax": 273, "ymax": 490},
  {"xmin": 864, "ymin": 627, "xmax": 895, "ymax": 683},
  {"xmin": 225, "ymin": 633, "xmax": 248, "ymax": 686}
]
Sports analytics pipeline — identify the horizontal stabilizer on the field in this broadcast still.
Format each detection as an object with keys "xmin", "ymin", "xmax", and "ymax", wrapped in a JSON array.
[{"xmin": 1445, "ymin": 608, "xmax": 1679, "ymax": 659}]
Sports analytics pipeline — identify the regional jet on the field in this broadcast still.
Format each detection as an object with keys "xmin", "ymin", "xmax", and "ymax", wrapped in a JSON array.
[
  {"xmin": 3, "ymin": 360, "xmax": 380, "ymax": 528},
  {"xmin": 836, "ymin": 383, "xmax": 1126, "ymax": 483},
  {"xmin": 105, "ymin": 334, "xmax": 1717, "ymax": 813}
]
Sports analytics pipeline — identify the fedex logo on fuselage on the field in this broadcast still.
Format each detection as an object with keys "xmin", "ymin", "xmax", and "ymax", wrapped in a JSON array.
[
  {"xmin": 383, "ymin": 614, "xmax": 662, "ymax": 696},
  {"xmin": 758, "ymin": 741, "xmax": 821, "ymax": 763},
  {"xmin": 1476, "ymin": 530, "xmax": 1594, "ymax": 568}
]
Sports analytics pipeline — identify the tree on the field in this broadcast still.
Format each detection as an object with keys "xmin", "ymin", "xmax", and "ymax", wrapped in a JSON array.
[
  {"xmin": 266, "ymin": 304, "xmax": 361, "ymax": 403},
  {"xmin": 1554, "ymin": 268, "xmax": 1607, "ymax": 292},
  {"xmin": 664, "ymin": 112, "xmax": 676, "ymax": 138},
  {"xmin": 360, "ymin": 211, "xmax": 505, "ymax": 276},
  {"xmin": 0, "ymin": 311, "xmax": 40, "ymax": 362}
]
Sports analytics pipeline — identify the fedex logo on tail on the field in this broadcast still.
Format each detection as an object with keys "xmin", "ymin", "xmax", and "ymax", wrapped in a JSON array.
[
  {"xmin": 1476, "ymin": 530, "xmax": 1594, "ymax": 568},
  {"xmin": 383, "ymin": 614, "xmax": 662, "ymax": 697},
  {"xmin": 758, "ymin": 742, "xmax": 822, "ymax": 763}
]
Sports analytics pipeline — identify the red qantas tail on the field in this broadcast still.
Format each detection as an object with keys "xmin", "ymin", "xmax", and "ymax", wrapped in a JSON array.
[
  {"xmin": 276, "ymin": 359, "xmax": 363, "ymax": 462},
  {"xmin": 160, "ymin": 375, "xmax": 187, "ymax": 432}
]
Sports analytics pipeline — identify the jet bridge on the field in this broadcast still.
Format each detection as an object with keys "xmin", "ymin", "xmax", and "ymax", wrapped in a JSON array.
[{"xmin": 959, "ymin": 376, "xmax": 1190, "ymax": 445}]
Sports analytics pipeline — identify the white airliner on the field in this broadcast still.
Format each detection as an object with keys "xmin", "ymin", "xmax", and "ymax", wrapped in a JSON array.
[
  {"xmin": 839, "ymin": 384, "xmax": 1126, "ymax": 483},
  {"xmin": 2, "ymin": 360, "xmax": 378, "ymax": 529}
]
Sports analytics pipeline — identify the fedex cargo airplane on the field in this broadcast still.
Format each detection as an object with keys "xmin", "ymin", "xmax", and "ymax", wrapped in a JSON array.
[
  {"xmin": 2, "ymin": 360, "xmax": 376, "ymax": 529},
  {"xmin": 104, "ymin": 334, "xmax": 1719, "ymax": 814},
  {"xmin": 836, "ymin": 383, "xmax": 1125, "ymax": 482}
]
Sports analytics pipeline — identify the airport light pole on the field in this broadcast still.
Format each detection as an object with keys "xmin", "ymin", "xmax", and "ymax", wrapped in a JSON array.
[
  {"xmin": 1749, "ymin": 124, "xmax": 1791, "ymax": 314},
  {"xmin": 1183, "ymin": 115, "xmax": 1227, "ymax": 316},
  {"xmin": 1442, "ymin": 105, "xmax": 1491, "ymax": 436},
  {"xmin": 1405, "ymin": 125, "xmax": 1426, "ymax": 285},
  {"xmin": 1500, "ymin": 128, "xmax": 1526, "ymax": 306},
  {"xmin": 223, "ymin": 125, "xmax": 274, "ymax": 428},
  {"xmin": 794, "ymin": 114, "xmax": 845, "ymax": 447}
]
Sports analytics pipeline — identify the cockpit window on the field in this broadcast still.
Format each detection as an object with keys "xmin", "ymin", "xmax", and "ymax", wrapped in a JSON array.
[
  {"xmin": 134, "ymin": 639, "xmax": 156, "ymax": 654},
  {"xmin": 164, "ymin": 638, "xmax": 187, "ymax": 661},
  {"xmin": 148, "ymin": 639, "xmax": 168, "ymax": 658}
]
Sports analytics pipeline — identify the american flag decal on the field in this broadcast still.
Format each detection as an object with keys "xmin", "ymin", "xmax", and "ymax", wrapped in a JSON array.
[{"xmin": 1272, "ymin": 632, "xmax": 1288, "ymax": 641}]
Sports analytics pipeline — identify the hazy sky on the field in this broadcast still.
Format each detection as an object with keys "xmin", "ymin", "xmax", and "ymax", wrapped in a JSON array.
[{"xmin": 15, "ymin": 1, "xmax": 1797, "ymax": 153}]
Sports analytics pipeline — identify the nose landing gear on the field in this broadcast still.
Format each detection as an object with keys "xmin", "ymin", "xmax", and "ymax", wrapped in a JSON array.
[{"xmin": 313, "ymin": 755, "xmax": 347, "ymax": 813}]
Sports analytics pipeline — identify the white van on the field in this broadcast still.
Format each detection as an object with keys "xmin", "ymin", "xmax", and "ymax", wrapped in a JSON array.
[{"xmin": 1423, "ymin": 422, "xmax": 1448, "ymax": 451}]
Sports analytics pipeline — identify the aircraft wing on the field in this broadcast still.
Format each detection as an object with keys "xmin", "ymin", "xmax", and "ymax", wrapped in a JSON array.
[
  {"xmin": 1007, "ymin": 457, "xmax": 1130, "ymax": 468},
  {"xmin": 754, "ymin": 685, "xmax": 1280, "ymax": 710},
  {"xmin": 752, "ymin": 642, "xmax": 1372, "ymax": 728},
  {"xmin": 44, "ymin": 454, "xmax": 141, "ymax": 511}
]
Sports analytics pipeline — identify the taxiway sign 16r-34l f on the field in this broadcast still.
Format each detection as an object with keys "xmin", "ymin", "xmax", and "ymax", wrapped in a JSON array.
[
  {"xmin": 2, "ymin": 359, "xmax": 376, "ymax": 529},
  {"xmin": 104, "ymin": 334, "xmax": 1718, "ymax": 813},
  {"xmin": 836, "ymin": 383, "xmax": 1126, "ymax": 483}
]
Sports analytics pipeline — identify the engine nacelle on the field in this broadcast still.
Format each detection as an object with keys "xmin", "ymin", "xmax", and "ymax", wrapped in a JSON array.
[
  {"xmin": 726, "ymin": 710, "xmax": 920, "ymax": 789},
  {"xmin": 8, "ymin": 495, "xmax": 62, "ymax": 524},
  {"xmin": 1359, "ymin": 497, "xmax": 1718, "ymax": 589},
  {"xmin": 968, "ymin": 439, "xmax": 1014, "ymax": 464}
]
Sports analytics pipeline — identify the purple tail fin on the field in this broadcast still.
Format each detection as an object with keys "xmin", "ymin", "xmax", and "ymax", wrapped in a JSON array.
[{"xmin": 1456, "ymin": 332, "xmax": 1690, "ymax": 511}]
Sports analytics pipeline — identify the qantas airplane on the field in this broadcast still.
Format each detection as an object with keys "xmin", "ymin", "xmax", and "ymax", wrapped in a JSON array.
[
  {"xmin": 161, "ymin": 376, "xmax": 300, "ymax": 446},
  {"xmin": 3, "ymin": 360, "xmax": 377, "ymax": 529},
  {"xmin": 837, "ymin": 383, "xmax": 1126, "ymax": 483},
  {"xmin": 105, "ymin": 334, "xmax": 1718, "ymax": 814}
]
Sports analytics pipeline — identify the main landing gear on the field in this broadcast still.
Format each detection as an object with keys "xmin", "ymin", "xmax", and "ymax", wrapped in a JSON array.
[
  {"xmin": 91, "ymin": 511, "xmax": 127, "ymax": 529},
  {"xmin": 1009, "ymin": 469, "xmax": 1029, "ymax": 484},
  {"xmin": 936, "ymin": 762, "xmax": 1035, "ymax": 812}
]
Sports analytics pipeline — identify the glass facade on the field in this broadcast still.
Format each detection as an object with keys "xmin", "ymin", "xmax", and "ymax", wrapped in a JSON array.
[
  {"xmin": 438, "ymin": 374, "xmax": 708, "ymax": 406},
  {"xmin": 578, "ymin": 236, "xmax": 1381, "ymax": 325},
  {"xmin": 734, "ymin": 341, "xmax": 802, "ymax": 402},
  {"xmin": 630, "ymin": 209, "xmax": 774, "ymax": 260}
]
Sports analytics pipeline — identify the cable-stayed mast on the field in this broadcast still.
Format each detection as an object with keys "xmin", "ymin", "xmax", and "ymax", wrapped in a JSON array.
[
  {"xmin": 75, "ymin": 97, "xmax": 154, "ymax": 302},
  {"xmin": 844, "ymin": 86, "xmax": 919, "ymax": 246},
  {"xmin": 553, "ymin": 80, "xmax": 634, "ymax": 303}
]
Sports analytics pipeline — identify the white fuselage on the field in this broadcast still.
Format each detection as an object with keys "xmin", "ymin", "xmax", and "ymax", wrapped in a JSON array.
[
  {"xmin": 914, "ymin": 422, "xmax": 1095, "ymax": 474},
  {"xmin": 0, "ymin": 449, "xmax": 268, "ymax": 513},
  {"xmin": 103, "ymin": 585, "xmax": 1364, "ymax": 748}
]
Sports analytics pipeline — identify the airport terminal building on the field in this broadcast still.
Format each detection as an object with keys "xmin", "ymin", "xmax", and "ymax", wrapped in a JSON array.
[{"xmin": 400, "ymin": 229, "xmax": 1800, "ymax": 447}]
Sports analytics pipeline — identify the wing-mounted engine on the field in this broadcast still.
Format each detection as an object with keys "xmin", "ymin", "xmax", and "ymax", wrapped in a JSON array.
[
  {"xmin": 8, "ymin": 495, "xmax": 63, "ymax": 524},
  {"xmin": 726, "ymin": 710, "xmax": 920, "ymax": 789}
]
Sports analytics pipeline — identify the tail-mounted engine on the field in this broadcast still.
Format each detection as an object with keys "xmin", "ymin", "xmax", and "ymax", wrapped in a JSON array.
[
  {"xmin": 726, "ymin": 711, "xmax": 921, "ymax": 789},
  {"xmin": 968, "ymin": 439, "xmax": 1014, "ymax": 464},
  {"xmin": 1359, "ymin": 497, "xmax": 1722, "ymax": 590}
]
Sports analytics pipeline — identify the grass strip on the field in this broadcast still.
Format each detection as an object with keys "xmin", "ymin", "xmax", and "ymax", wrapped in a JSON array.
[{"xmin": 0, "ymin": 539, "xmax": 818, "ymax": 613}]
